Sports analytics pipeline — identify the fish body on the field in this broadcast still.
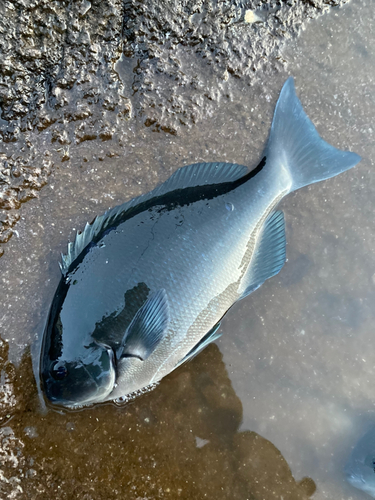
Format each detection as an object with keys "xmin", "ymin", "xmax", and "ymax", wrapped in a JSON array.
[
  {"xmin": 345, "ymin": 427, "xmax": 375, "ymax": 498},
  {"xmin": 40, "ymin": 78, "xmax": 361, "ymax": 408}
]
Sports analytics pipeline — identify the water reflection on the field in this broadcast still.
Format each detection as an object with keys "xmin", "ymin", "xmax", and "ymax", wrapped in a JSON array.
[
  {"xmin": 345, "ymin": 426, "xmax": 375, "ymax": 498},
  {"xmin": 1, "ymin": 339, "xmax": 315, "ymax": 499}
]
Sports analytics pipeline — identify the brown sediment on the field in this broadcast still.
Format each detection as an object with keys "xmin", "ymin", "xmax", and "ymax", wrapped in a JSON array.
[{"xmin": 0, "ymin": 340, "xmax": 315, "ymax": 500}]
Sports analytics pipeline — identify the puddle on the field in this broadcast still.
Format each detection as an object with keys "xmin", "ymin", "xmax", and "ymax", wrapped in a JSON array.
[
  {"xmin": 219, "ymin": 2, "xmax": 375, "ymax": 499},
  {"xmin": 0, "ymin": 341, "xmax": 317, "ymax": 499},
  {"xmin": 0, "ymin": 0, "xmax": 374, "ymax": 498}
]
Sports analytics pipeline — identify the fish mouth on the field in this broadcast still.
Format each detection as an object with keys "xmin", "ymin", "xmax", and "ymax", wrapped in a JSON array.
[
  {"xmin": 45, "ymin": 395, "xmax": 90, "ymax": 410},
  {"xmin": 41, "ymin": 346, "xmax": 117, "ymax": 408},
  {"xmin": 43, "ymin": 376, "xmax": 114, "ymax": 409}
]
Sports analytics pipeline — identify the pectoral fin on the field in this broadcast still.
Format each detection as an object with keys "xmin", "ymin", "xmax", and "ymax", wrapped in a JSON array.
[{"xmin": 117, "ymin": 289, "xmax": 170, "ymax": 361}]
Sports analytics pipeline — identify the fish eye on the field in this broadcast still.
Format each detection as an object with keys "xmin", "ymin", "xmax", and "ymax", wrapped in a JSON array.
[{"xmin": 51, "ymin": 362, "xmax": 68, "ymax": 380}]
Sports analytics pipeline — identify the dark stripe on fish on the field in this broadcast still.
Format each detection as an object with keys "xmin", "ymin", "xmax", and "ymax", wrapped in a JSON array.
[
  {"xmin": 68, "ymin": 157, "xmax": 266, "ymax": 273},
  {"xmin": 154, "ymin": 156, "xmax": 266, "ymax": 211},
  {"xmin": 42, "ymin": 278, "xmax": 70, "ymax": 361}
]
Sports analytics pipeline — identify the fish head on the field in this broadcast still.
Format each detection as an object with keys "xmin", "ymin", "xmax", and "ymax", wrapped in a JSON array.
[
  {"xmin": 40, "ymin": 273, "xmax": 119, "ymax": 408},
  {"xmin": 41, "ymin": 341, "xmax": 116, "ymax": 408}
]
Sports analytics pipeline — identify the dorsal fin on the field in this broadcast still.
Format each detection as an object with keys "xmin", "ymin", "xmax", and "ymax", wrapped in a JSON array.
[
  {"xmin": 162, "ymin": 161, "xmax": 248, "ymax": 189},
  {"xmin": 59, "ymin": 162, "xmax": 249, "ymax": 274}
]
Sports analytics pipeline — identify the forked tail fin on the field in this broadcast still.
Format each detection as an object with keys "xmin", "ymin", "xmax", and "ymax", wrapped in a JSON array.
[{"xmin": 264, "ymin": 77, "xmax": 361, "ymax": 192}]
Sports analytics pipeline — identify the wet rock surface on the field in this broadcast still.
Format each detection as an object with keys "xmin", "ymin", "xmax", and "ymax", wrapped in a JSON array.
[{"xmin": 0, "ymin": 0, "xmax": 350, "ymax": 253}]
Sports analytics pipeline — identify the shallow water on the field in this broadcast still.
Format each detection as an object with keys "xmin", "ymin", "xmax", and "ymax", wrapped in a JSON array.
[{"xmin": 0, "ymin": 0, "xmax": 374, "ymax": 498}]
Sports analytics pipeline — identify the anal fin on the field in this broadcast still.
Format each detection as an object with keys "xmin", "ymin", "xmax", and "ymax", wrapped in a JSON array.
[
  {"xmin": 238, "ymin": 210, "xmax": 286, "ymax": 300},
  {"xmin": 175, "ymin": 322, "xmax": 222, "ymax": 370}
]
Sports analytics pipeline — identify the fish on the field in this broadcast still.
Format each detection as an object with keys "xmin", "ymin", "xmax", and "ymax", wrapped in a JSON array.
[
  {"xmin": 39, "ymin": 77, "xmax": 361, "ymax": 408},
  {"xmin": 345, "ymin": 427, "xmax": 375, "ymax": 498}
]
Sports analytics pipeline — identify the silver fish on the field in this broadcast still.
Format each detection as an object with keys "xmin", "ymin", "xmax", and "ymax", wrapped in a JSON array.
[
  {"xmin": 40, "ymin": 77, "xmax": 361, "ymax": 408},
  {"xmin": 345, "ymin": 427, "xmax": 375, "ymax": 498}
]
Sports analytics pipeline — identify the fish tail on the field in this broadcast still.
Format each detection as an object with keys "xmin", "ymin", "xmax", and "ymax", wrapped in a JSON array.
[{"xmin": 264, "ymin": 77, "xmax": 361, "ymax": 192}]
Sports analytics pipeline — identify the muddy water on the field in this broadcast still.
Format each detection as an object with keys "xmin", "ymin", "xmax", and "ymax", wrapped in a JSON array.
[{"xmin": 0, "ymin": 0, "xmax": 373, "ymax": 498}]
